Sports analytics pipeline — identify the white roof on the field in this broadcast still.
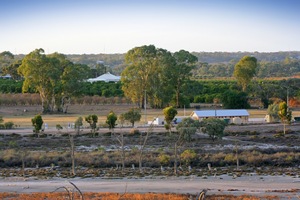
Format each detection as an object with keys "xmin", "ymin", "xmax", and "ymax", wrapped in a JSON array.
[
  {"xmin": 0, "ymin": 74, "xmax": 12, "ymax": 78},
  {"xmin": 87, "ymin": 72, "xmax": 120, "ymax": 83},
  {"xmin": 191, "ymin": 109, "xmax": 249, "ymax": 118}
]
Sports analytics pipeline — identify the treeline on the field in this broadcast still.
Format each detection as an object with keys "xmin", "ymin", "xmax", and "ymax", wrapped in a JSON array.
[
  {"xmin": 2, "ymin": 51, "xmax": 300, "ymax": 78},
  {"xmin": 193, "ymin": 57, "xmax": 300, "ymax": 78},
  {"xmin": 66, "ymin": 51, "xmax": 300, "ymax": 78}
]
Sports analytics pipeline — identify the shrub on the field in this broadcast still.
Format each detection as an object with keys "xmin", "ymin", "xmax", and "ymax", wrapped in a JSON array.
[
  {"xmin": 158, "ymin": 154, "xmax": 170, "ymax": 166},
  {"xmin": 129, "ymin": 128, "xmax": 140, "ymax": 135},
  {"xmin": 4, "ymin": 122, "xmax": 14, "ymax": 129},
  {"xmin": 180, "ymin": 149, "xmax": 197, "ymax": 166}
]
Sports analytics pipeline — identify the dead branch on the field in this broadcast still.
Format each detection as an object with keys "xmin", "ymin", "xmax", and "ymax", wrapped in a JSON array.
[
  {"xmin": 118, "ymin": 182, "xmax": 128, "ymax": 200},
  {"xmin": 69, "ymin": 181, "xmax": 84, "ymax": 200},
  {"xmin": 52, "ymin": 186, "xmax": 72, "ymax": 200}
]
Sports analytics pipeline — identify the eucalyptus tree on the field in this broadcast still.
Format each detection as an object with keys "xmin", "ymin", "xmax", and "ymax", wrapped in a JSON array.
[
  {"xmin": 18, "ymin": 49, "xmax": 55, "ymax": 113},
  {"xmin": 18, "ymin": 48, "xmax": 89, "ymax": 113},
  {"xmin": 165, "ymin": 50, "xmax": 198, "ymax": 107},
  {"xmin": 121, "ymin": 45, "xmax": 159, "ymax": 108},
  {"xmin": 233, "ymin": 56, "xmax": 258, "ymax": 92},
  {"xmin": 121, "ymin": 45, "xmax": 176, "ymax": 108}
]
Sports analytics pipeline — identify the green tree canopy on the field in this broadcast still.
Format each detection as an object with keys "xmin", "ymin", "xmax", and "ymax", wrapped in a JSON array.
[
  {"xmin": 18, "ymin": 49, "xmax": 90, "ymax": 113},
  {"xmin": 278, "ymin": 102, "xmax": 292, "ymax": 134},
  {"xmin": 106, "ymin": 111, "xmax": 118, "ymax": 129},
  {"xmin": 163, "ymin": 106, "xmax": 178, "ymax": 131},
  {"xmin": 121, "ymin": 45, "xmax": 160, "ymax": 108},
  {"xmin": 201, "ymin": 118, "xmax": 227, "ymax": 141},
  {"xmin": 121, "ymin": 45, "xmax": 196, "ymax": 108},
  {"xmin": 123, "ymin": 108, "xmax": 141, "ymax": 127},
  {"xmin": 2, "ymin": 59, "xmax": 22, "ymax": 80},
  {"xmin": 0, "ymin": 51, "xmax": 14, "ymax": 74},
  {"xmin": 221, "ymin": 90, "xmax": 250, "ymax": 109},
  {"xmin": 85, "ymin": 114, "xmax": 98, "ymax": 135},
  {"xmin": 233, "ymin": 56, "xmax": 257, "ymax": 91},
  {"xmin": 169, "ymin": 50, "xmax": 198, "ymax": 107},
  {"xmin": 31, "ymin": 114, "xmax": 43, "ymax": 134}
]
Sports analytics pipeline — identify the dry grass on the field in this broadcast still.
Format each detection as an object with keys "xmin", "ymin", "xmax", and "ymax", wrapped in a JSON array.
[
  {"xmin": 1, "ymin": 104, "xmax": 194, "ymax": 127},
  {"xmin": 2, "ymin": 104, "xmax": 300, "ymax": 128},
  {"xmin": 0, "ymin": 192, "xmax": 192, "ymax": 200},
  {"xmin": 0, "ymin": 192, "xmax": 283, "ymax": 200}
]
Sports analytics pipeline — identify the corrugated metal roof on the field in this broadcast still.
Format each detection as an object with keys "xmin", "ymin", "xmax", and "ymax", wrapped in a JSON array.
[{"xmin": 192, "ymin": 109, "xmax": 249, "ymax": 117}]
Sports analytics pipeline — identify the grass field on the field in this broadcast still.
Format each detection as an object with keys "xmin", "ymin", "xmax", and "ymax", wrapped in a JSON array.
[{"xmin": 2, "ymin": 104, "xmax": 300, "ymax": 128}]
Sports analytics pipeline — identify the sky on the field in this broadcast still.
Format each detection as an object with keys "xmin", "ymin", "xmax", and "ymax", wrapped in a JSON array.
[{"xmin": 1, "ymin": 0, "xmax": 300, "ymax": 54}]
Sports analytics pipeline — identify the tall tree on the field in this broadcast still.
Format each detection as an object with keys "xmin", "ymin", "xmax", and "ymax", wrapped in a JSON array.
[
  {"xmin": 233, "ymin": 56, "xmax": 257, "ymax": 91},
  {"xmin": 18, "ymin": 49, "xmax": 89, "ymax": 113},
  {"xmin": 18, "ymin": 49, "xmax": 59, "ymax": 113},
  {"xmin": 167, "ymin": 50, "xmax": 198, "ymax": 107},
  {"xmin": 121, "ymin": 45, "xmax": 174, "ymax": 108},
  {"xmin": 121, "ymin": 45, "xmax": 159, "ymax": 108}
]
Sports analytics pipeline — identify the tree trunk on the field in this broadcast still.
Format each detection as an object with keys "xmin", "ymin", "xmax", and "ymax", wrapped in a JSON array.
[
  {"xmin": 138, "ymin": 122, "xmax": 152, "ymax": 172},
  {"xmin": 121, "ymin": 133, "xmax": 125, "ymax": 172},
  {"xmin": 114, "ymin": 130, "xmax": 126, "ymax": 172},
  {"xmin": 174, "ymin": 142, "xmax": 178, "ymax": 175},
  {"xmin": 21, "ymin": 151, "xmax": 26, "ymax": 179},
  {"xmin": 69, "ymin": 134, "xmax": 76, "ymax": 176}
]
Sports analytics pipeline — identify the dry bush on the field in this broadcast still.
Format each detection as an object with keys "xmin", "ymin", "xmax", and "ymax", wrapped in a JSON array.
[{"xmin": 0, "ymin": 93, "xmax": 41, "ymax": 106}]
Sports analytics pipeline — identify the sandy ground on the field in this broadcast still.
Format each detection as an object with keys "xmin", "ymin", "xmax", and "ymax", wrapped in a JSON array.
[{"xmin": 0, "ymin": 175, "xmax": 299, "ymax": 198}]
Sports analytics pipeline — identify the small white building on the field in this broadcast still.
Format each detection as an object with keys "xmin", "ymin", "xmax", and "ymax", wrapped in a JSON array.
[
  {"xmin": 190, "ymin": 109, "xmax": 249, "ymax": 124},
  {"xmin": 87, "ymin": 72, "xmax": 120, "ymax": 83},
  {"xmin": 0, "ymin": 74, "xmax": 12, "ymax": 79}
]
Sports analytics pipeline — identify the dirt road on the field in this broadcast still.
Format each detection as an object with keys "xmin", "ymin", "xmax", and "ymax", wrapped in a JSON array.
[{"xmin": 0, "ymin": 175, "xmax": 299, "ymax": 198}]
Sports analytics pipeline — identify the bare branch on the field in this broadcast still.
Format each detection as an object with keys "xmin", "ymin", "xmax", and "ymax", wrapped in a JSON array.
[
  {"xmin": 69, "ymin": 181, "xmax": 84, "ymax": 200},
  {"xmin": 118, "ymin": 183, "xmax": 128, "ymax": 200}
]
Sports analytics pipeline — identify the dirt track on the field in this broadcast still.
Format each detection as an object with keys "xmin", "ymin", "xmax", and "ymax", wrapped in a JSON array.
[{"xmin": 0, "ymin": 175, "xmax": 299, "ymax": 198}]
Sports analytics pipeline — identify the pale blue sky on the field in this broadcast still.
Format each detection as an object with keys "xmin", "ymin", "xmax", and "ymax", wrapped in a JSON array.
[{"xmin": 1, "ymin": 0, "xmax": 300, "ymax": 54}]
